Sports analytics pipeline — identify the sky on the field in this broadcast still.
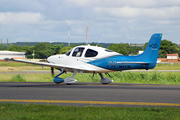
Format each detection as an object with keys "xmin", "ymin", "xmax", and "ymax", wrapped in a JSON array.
[{"xmin": 0, "ymin": 0, "xmax": 180, "ymax": 44}]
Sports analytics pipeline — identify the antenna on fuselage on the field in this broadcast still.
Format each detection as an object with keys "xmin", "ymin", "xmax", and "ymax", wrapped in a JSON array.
[{"xmin": 96, "ymin": 38, "xmax": 102, "ymax": 47}]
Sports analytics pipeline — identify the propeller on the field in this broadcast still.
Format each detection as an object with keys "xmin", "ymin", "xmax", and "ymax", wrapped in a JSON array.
[{"xmin": 51, "ymin": 67, "xmax": 54, "ymax": 77}]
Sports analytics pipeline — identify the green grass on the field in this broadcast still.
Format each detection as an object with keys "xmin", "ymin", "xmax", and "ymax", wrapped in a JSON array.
[
  {"xmin": 0, "ymin": 103, "xmax": 180, "ymax": 120},
  {"xmin": 0, "ymin": 72, "xmax": 180, "ymax": 84},
  {"xmin": 11, "ymin": 74, "xmax": 26, "ymax": 82},
  {"xmin": 153, "ymin": 63, "xmax": 180, "ymax": 70},
  {"xmin": 0, "ymin": 61, "xmax": 38, "ymax": 67},
  {"xmin": 0, "ymin": 61, "xmax": 180, "ymax": 84}
]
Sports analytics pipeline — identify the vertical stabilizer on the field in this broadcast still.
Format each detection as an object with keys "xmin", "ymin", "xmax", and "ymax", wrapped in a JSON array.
[{"xmin": 139, "ymin": 33, "xmax": 162, "ymax": 68}]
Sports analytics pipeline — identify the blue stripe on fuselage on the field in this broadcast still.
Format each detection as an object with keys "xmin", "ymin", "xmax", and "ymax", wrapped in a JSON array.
[{"xmin": 88, "ymin": 55, "xmax": 150, "ymax": 70}]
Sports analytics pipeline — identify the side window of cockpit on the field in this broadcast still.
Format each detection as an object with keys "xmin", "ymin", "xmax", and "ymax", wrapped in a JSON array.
[
  {"xmin": 72, "ymin": 47, "xmax": 85, "ymax": 57},
  {"xmin": 85, "ymin": 49, "xmax": 98, "ymax": 57}
]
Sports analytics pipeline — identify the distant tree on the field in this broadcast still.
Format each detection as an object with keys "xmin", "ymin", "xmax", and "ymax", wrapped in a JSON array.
[
  {"xmin": 22, "ymin": 45, "xmax": 34, "ymax": 58},
  {"xmin": 143, "ymin": 42, "xmax": 148, "ymax": 50},
  {"xmin": 70, "ymin": 44, "xmax": 77, "ymax": 47},
  {"xmin": 34, "ymin": 42, "xmax": 53, "ymax": 51},
  {"xmin": 0, "ymin": 45, "xmax": 5, "ymax": 50},
  {"xmin": 130, "ymin": 46, "xmax": 143, "ymax": 55},
  {"xmin": 159, "ymin": 40, "xmax": 179, "ymax": 58},
  {"xmin": 34, "ymin": 42, "xmax": 54, "ymax": 59},
  {"xmin": 107, "ymin": 43, "xmax": 131, "ymax": 55},
  {"xmin": 59, "ymin": 46, "xmax": 72, "ymax": 54},
  {"xmin": 7, "ymin": 45, "xmax": 23, "ymax": 52},
  {"xmin": 52, "ymin": 44, "xmax": 64, "ymax": 54},
  {"xmin": 35, "ymin": 50, "xmax": 53, "ymax": 59},
  {"xmin": 90, "ymin": 43, "xmax": 103, "ymax": 47}
]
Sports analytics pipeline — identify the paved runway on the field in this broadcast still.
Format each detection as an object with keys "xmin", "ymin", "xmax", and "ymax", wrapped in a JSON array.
[{"xmin": 0, "ymin": 82, "xmax": 180, "ymax": 107}]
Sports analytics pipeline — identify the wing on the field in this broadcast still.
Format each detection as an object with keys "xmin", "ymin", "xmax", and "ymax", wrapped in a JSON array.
[{"xmin": 4, "ymin": 58, "xmax": 88, "ymax": 71}]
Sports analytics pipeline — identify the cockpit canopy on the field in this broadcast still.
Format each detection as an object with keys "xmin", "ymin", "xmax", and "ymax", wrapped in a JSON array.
[{"xmin": 65, "ymin": 45, "xmax": 120, "ymax": 58}]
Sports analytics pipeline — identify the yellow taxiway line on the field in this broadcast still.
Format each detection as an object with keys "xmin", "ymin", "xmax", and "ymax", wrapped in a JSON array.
[{"xmin": 0, "ymin": 99, "xmax": 180, "ymax": 107}]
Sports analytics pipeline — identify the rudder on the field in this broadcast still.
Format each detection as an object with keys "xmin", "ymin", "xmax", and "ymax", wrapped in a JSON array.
[{"xmin": 139, "ymin": 33, "xmax": 162, "ymax": 68}]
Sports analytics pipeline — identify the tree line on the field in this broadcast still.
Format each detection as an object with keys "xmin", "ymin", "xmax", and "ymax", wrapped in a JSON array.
[{"xmin": 0, "ymin": 39, "xmax": 179, "ymax": 59}]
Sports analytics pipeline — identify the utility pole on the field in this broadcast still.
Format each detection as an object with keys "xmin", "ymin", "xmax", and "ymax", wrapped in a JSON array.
[
  {"xmin": 68, "ymin": 15, "xmax": 70, "ymax": 46},
  {"xmin": 32, "ymin": 50, "xmax": 35, "ymax": 59},
  {"xmin": 86, "ymin": 23, "xmax": 88, "ymax": 45}
]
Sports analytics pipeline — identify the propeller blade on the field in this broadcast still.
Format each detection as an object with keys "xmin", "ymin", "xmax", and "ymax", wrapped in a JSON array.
[{"xmin": 51, "ymin": 67, "xmax": 54, "ymax": 76}]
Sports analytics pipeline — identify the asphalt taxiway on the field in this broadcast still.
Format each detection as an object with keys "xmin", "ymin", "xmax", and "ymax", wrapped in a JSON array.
[{"xmin": 0, "ymin": 82, "xmax": 180, "ymax": 107}]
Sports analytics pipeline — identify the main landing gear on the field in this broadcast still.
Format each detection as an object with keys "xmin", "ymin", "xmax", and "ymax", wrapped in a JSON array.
[
  {"xmin": 98, "ymin": 73, "xmax": 113, "ymax": 84},
  {"xmin": 64, "ymin": 70, "xmax": 78, "ymax": 84},
  {"xmin": 52, "ymin": 67, "xmax": 113, "ymax": 84}
]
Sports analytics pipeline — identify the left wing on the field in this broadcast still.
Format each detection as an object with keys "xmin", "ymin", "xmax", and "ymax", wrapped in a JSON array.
[{"xmin": 4, "ymin": 58, "xmax": 89, "ymax": 71}]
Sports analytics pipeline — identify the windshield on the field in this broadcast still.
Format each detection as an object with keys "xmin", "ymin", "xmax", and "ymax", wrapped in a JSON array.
[{"xmin": 66, "ymin": 49, "xmax": 73, "ymax": 56}]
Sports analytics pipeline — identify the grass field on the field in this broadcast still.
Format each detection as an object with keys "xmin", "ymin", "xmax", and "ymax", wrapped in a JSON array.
[
  {"xmin": 0, "ymin": 71, "xmax": 180, "ymax": 84},
  {"xmin": 153, "ymin": 63, "xmax": 180, "ymax": 70},
  {"xmin": 0, "ymin": 61, "xmax": 180, "ymax": 84},
  {"xmin": 0, "ymin": 103, "xmax": 180, "ymax": 120}
]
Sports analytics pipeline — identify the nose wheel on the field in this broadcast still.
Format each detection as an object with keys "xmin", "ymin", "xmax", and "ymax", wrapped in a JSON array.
[
  {"xmin": 52, "ymin": 70, "xmax": 78, "ymax": 84},
  {"xmin": 53, "ymin": 71, "xmax": 65, "ymax": 84}
]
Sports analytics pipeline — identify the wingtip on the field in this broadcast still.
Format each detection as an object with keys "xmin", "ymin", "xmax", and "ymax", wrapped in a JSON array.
[
  {"xmin": 4, "ymin": 58, "xmax": 14, "ymax": 61},
  {"xmin": 4, "ymin": 58, "xmax": 9, "ymax": 60}
]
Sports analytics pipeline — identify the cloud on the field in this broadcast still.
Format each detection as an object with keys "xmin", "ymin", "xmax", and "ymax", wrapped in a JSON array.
[
  {"xmin": 0, "ymin": 0, "xmax": 45, "ymax": 12},
  {"xmin": 0, "ymin": 0, "xmax": 180, "ymax": 44},
  {"xmin": 0, "ymin": 12, "xmax": 45, "ymax": 24},
  {"xmin": 94, "ymin": 6, "xmax": 180, "ymax": 20},
  {"xmin": 67, "ymin": 0, "xmax": 180, "ymax": 8},
  {"xmin": 94, "ymin": 7, "xmax": 138, "ymax": 18}
]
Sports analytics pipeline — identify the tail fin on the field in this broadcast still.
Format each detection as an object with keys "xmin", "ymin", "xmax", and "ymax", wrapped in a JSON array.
[{"xmin": 139, "ymin": 33, "xmax": 162, "ymax": 68}]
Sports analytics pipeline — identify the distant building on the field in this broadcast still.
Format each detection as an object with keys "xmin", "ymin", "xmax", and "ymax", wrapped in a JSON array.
[
  {"xmin": 158, "ymin": 53, "xmax": 180, "ymax": 62},
  {"xmin": 131, "ymin": 44, "xmax": 144, "ymax": 47},
  {"xmin": 0, "ymin": 51, "xmax": 26, "ymax": 60},
  {"xmin": 167, "ymin": 53, "xmax": 179, "ymax": 60},
  {"xmin": 166, "ymin": 53, "xmax": 179, "ymax": 62}
]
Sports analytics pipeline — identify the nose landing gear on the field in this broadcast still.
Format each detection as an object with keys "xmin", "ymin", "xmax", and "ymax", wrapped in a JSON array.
[{"xmin": 53, "ymin": 71, "xmax": 65, "ymax": 84}]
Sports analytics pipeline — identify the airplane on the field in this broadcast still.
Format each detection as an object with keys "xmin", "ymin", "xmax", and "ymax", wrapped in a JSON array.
[{"xmin": 5, "ymin": 33, "xmax": 162, "ymax": 84}]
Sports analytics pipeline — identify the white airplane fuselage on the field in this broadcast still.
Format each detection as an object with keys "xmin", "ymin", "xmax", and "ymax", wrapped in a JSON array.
[{"xmin": 47, "ymin": 45, "xmax": 120, "ymax": 73}]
